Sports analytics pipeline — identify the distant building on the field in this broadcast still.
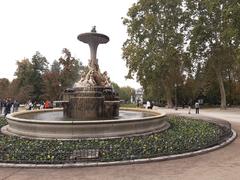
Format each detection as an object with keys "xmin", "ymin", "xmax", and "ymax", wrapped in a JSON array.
[{"xmin": 135, "ymin": 88, "xmax": 144, "ymax": 104}]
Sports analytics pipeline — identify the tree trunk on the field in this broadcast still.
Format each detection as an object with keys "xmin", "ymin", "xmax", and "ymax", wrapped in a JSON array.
[
  {"xmin": 164, "ymin": 85, "xmax": 173, "ymax": 108},
  {"xmin": 215, "ymin": 70, "xmax": 227, "ymax": 109}
]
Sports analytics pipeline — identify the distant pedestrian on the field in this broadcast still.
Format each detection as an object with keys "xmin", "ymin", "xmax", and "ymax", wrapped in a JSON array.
[
  {"xmin": 182, "ymin": 102, "xmax": 185, "ymax": 109},
  {"xmin": 137, "ymin": 99, "xmax": 140, "ymax": 107},
  {"xmin": 1, "ymin": 99, "xmax": 6, "ymax": 115},
  {"xmin": 150, "ymin": 101, "xmax": 153, "ymax": 109},
  {"xmin": 187, "ymin": 100, "xmax": 192, "ymax": 114},
  {"xmin": 0, "ymin": 99, "xmax": 2, "ymax": 115},
  {"xmin": 27, "ymin": 100, "xmax": 33, "ymax": 110},
  {"xmin": 195, "ymin": 102, "xmax": 200, "ymax": 114},
  {"xmin": 146, "ymin": 101, "xmax": 151, "ymax": 109},
  {"xmin": 188, "ymin": 104, "xmax": 191, "ymax": 114},
  {"xmin": 4, "ymin": 99, "xmax": 12, "ymax": 117},
  {"xmin": 13, "ymin": 100, "xmax": 19, "ymax": 112}
]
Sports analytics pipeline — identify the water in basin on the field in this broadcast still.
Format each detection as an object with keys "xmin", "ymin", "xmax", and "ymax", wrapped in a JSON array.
[{"xmin": 16, "ymin": 110, "xmax": 155, "ymax": 121}]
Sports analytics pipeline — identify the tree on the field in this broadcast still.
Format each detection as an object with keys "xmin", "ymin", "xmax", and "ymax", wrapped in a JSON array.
[
  {"xmin": 119, "ymin": 86, "xmax": 134, "ymax": 102},
  {"xmin": 14, "ymin": 52, "xmax": 49, "ymax": 101},
  {"xmin": 42, "ymin": 59, "xmax": 62, "ymax": 101},
  {"xmin": 15, "ymin": 58, "xmax": 33, "ymax": 87},
  {"xmin": 16, "ymin": 85, "xmax": 34, "ymax": 103},
  {"xmin": 14, "ymin": 58, "xmax": 34, "ymax": 102},
  {"xmin": 111, "ymin": 82, "xmax": 120, "ymax": 94},
  {"xmin": 186, "ymin": 0, "xmax": 240, "ymax": 109},
  {"xmin": 122, "ymin": 0, "xmax": 187, "ymax": 107},
  {"xmin": 30, "ymin": 51, "xmax": 49, "ymax": 100},
  {"xmin": 42, "ymin": 49, "xmax": 86, "ymax": 100},
  {"xmin": 51, "ymin": 60, "xmax": 61, "ymax": 73},
  {"xmin": 7, "ymin": 79, "xmax": 20, "ymax": 100},
  {"xmin": 42, "ymin": 71, "xmax": 62, "ymax": 101},
  {"xmin": 10, "ymin": 49, "xmax": 87, "ymax": 102},
  {"xmin": 58, "ymin": 48, "xmax": 81, "ymax": 89},
  {"xmin": 0, "ymin": 78, "xmax": 10, "ymax": 99}
]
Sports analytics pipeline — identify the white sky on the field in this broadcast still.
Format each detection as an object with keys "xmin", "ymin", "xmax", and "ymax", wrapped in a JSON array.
[{"xmin": 0, "ymin": 0, "xmax": 141, "ymax": 89}]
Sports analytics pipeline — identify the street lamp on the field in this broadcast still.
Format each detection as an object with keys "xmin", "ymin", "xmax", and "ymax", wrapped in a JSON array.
[{"xmin": 174, "ymin": 83, "xmax": 178, "ymax": 110}]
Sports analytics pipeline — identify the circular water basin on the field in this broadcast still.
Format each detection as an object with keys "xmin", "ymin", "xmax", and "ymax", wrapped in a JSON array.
[
  {"xmin": 1, "ymin": 108, "xmax": 169, "ymax": 139},
  {"xmin": 16, "ymin": 110, "xmax": 154, "ymax": 121}
]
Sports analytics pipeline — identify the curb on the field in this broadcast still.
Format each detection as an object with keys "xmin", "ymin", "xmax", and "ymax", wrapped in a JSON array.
[{"xmin": 0, "ymin": 129, "xmax": 237, "ymax": 168}]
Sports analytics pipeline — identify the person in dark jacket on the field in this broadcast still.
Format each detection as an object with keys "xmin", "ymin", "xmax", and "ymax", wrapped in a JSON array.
[
  {"xmin": 4, "ymin": 98, "xmax": 12, "ymax": 117},
  {"xmin": 0, "ymin": 99, "xmax": 2, "ymax": 115}
]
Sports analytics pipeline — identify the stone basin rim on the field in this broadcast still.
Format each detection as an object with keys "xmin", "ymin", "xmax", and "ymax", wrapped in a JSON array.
[{"xmin": 7, "ymin": 108, "xmax": 165, "ymax": 124}]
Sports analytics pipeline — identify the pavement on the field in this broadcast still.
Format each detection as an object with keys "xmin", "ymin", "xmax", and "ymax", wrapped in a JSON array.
[{"xmin": 0, "ymin": 107, "xmax": 240, "ymax": 180}]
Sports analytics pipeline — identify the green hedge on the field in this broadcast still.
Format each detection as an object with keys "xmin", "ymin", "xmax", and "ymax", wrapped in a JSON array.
[{"xmin": 0, "ymin": 116, "xmax": 231, "ymax": 164}]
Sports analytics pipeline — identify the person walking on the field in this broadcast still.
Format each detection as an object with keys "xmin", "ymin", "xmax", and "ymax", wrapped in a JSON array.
[
  {"xmin": 0, "ymin": 99, "xmax": 2, "ymax": 115},
  {"xmin": 188, "ymin": 103, "xmax": 191, "ymax": 114},
  {"xmin": 195, "ymin": 101, "xmax": 200, "ymax": 114},
  {"xmin": 146, "ymin": 101, "xmax": 151, "ymax": 109},
  {"xmin": 4, "ymin": 98, "xmax": 12, "ymax": 117},
  {"xmin": 2, "ymin": 99, "xmax": 6, "ymax": 115},
  {"xmin": 13, "ymin": 100, "xmax": 19, "ymax": 112}
]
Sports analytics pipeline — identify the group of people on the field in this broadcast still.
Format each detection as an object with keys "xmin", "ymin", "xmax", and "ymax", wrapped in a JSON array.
[
  {"xmin": 0, "ymin": 98, "xmax": 55, "ymax": 118},
  {"xmin": 26, "ymin": 100, "xmax": 53, "ymax": 110},
  {"xmin": 0, "ymin": 98, "xmax": 20, "ymax": 117}
]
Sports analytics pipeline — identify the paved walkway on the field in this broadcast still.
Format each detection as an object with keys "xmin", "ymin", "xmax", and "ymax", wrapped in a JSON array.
[{"xmin": 0, "ymin": 108, "xmax": 240, "ymax": 180}]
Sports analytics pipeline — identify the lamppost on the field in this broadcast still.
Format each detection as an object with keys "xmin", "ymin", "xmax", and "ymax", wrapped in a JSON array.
[{"xmin": 174, "ymin": 83, "xmax": 178, "ymax": 110}]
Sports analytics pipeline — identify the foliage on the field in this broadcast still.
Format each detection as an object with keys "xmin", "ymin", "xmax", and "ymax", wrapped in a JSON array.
[
  {"xmin": 15, "ymin": 58, "xmax": 33, "ymax": 87},
  {"xmin": 186, "ymin": 0, "xmax": 240, "ymax": 109},
  {"xmin": 111, "ymin": 82, "xmax": 135, "ymax": 102},
  {"xmin": 30, "ymin": 51, "xmax": 49, "ymax": 100},
  {"xmin": 0, "ymin": 116, "xmax": 231, "ymax": 164},
  {"xmin": 42, "ymin": 48, "xmax": 85, "ymax": 100},
  {"xmin": 119, "ymin": 86, "xmax": 134, "ymax": 102},
  {"xmin": 51, "ymin": 60, "xmax": 61, "ymax": 73},
  {"xmin": 0, "ymin": 78, "xmax": 10, "ymax": 99},
  {"xmin": 42, "ymin": 71, "xmax": 62, "ymax": 101},
  {"xmin": 58, "ymin": 48, "xmax": 82, "ymax": 89},
  {"xmin": 1, "ymin": 49, "xmax": 85, "ymax": 102},
  {"xmin": 122, "ymin": 0, "xmax": 189, "ymax": 107},
  {"xmin": 111, "ymin": 82, "xmax": 120, "ymax": 94},
  {"xmin": 121, "ymin": 0, "xmax": 240, "ymax": 107},
  {"xmin": 13, "ymin": 52, "xmax": 49, "ymax": 102},
  {"xmin": 16, "ymin": 85, "xmax": 34, "ymax": 103}
]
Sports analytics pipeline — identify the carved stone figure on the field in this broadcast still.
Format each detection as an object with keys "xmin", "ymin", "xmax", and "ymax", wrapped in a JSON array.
[
  {"xmin": 102, "ymin": 71, "xmax": 111, "ymax": 87},
  {"xmin": 74, "ymin": 27, "xmax": 112, "ymax": 88},
  {"xmin": 88, "ymin": 71, "xmax": 97, "ymax": 86},
  {"xmin": 91, "ymin": 26, "xmax": 96, "ymax": 33}
]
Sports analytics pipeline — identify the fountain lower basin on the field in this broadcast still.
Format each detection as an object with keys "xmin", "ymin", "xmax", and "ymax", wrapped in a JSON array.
[{"xmin": 1, "ymin": 108, "xmax": 169, "ymax": 139}]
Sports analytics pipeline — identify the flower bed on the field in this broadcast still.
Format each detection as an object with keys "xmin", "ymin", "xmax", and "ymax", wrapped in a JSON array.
[{"xmin": 0, "ymin": 116, "xmax": 232, "ymax": 164}]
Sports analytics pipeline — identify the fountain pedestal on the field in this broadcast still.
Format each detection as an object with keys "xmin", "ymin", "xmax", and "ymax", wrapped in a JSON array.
[
  {"xmin": 62, "ymin": 27, "xmax": 120, "ymax": 120},
  {"xmin": 63, "ymin": 87, "xmax": 119, "ymax": 120}
]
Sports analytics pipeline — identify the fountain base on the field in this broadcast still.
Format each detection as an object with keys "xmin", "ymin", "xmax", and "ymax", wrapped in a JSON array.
[
  {"xmin": 1, "ymin": 108, "xmax": 169, "ymax": 139},
  {"xmin": 63, "ymin": 86, "xmax": 119, "ymax": 120}
]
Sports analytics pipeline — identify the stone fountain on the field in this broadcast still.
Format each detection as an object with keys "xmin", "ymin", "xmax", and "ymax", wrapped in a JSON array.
[
  {"xmin": 1, "ymin": 28, "xmax": 169, "ymax": 139},
  {"xmin": 63, "ymin": 26, "xmax": 120, "ymax": 120}
]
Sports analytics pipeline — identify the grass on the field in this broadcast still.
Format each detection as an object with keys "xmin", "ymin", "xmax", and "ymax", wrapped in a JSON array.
[{"xmin": 0, "ymin": 116, "xmax": 231, "ymax": 164}]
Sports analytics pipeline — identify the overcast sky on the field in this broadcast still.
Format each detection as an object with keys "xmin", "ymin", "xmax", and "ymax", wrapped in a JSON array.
[{"xmin": 0, "ymin": 0, "xmax": 141, "ymax": 89}]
